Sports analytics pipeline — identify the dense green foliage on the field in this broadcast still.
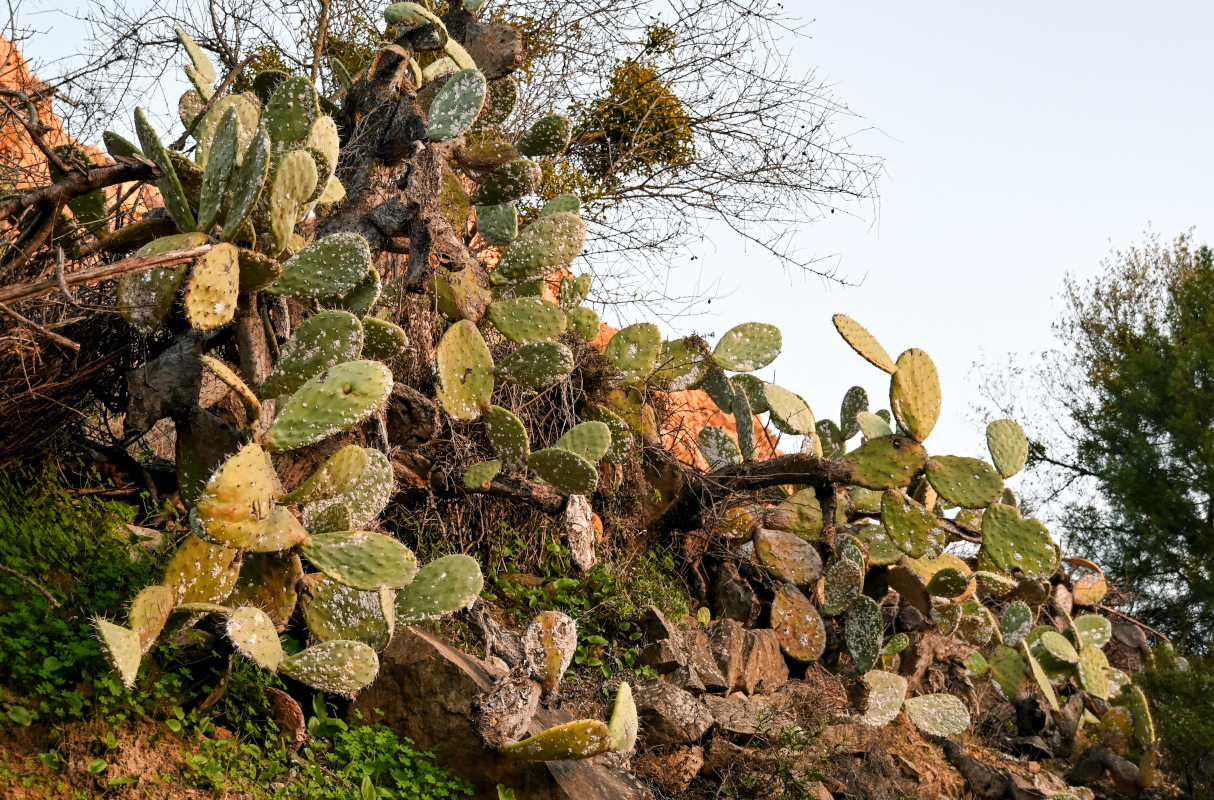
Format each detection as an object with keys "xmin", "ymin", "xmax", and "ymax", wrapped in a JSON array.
[{"xmin": 1139, "ymin": 653, "xmax": 1214, "ymax": 798}]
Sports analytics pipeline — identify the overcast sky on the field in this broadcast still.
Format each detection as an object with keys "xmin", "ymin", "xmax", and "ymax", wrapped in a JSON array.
[{"xmin": 19, "ymin": 2, "xmax": 1214, "ymax": 481}]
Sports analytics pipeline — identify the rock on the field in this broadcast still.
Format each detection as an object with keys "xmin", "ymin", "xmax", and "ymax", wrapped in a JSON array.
[
  {"xmin": 708, "ymin": 618, "xmax": 748, "ymax": 692},
  {"xmin": 632, "ymin": 745, "xmax": 704, "ymax": 795},
  {"xmin": 702, "ymin": 694, "xmax": 795, "ymax": 739},
  {"xmin": 665, "ymin": 663, "xmax": 706, "ymax": 693},
  {"xmin": 702, "ymin": 735, "xmax": 751, "ymax": 774},
  {"xmin": 897, "ymin": 601, "xmax": 928, "ymax": 632},
  {"xmin": 686, "ymin": 642, "xmax": 729, "ymax": 692},
  {"xmin": 638, "ymin": 638, "xmax": 684, "ymax": 673},
  {"xmin": 639, "ymin": 605, "xmax": 683, "ymax": 643},
  {"xmin": 353, "ymin": 627, "xmax": 651, "ymax": 799},
  {"xmin": 635, "ymin": 680, "xmax": 715, "ymax": 746},
  {"xmin": 739, "ymin": 628, "xmax": 788, "ymax": 695},
  {"xmin": 1111, "ymin": 619, "xmax": 1149, "ymax": 650},
  {"xmin": 710, "ymin": 561, "xmax": 760, "ymax": 625}
]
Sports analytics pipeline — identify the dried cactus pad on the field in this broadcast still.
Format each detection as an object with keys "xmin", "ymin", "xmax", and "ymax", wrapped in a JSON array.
[
  {"xmin": 840, "ymin": 436, "xmax": 928, "ymax": 490},
  {"xmin": 861, "ymin": 670, "xmax": 908, "ymax": 727},
  {"xmin": 903, "ymin": 693, "xmax": 970, "ymax": 737},
  {"xmin": 226, "ymin": 606, "xmax": 283, "ymax": 670},
  {"xmin": 501, "ymin": 720, "xmax": 611, "ymax": 761},
  {"xmin": 128, "ymin": 585, "xmax": 174, "ymax": 652},
  {"xmin": 712, "ymin": 322, "xmax": 782, "ymax": 372},
  {"xmin": 194, "ymin": 442, "xmax": 279, "ymax": 549},
  {"xmin": 525, "ymin": 610, "xmax": 577, "ymax": 692},
  {"xmin": 278, "ymin": 639, "xmax": 379, "ymax": 696},
  {"xmin": 832, "ymin": 314, "xmax": 896, "ymax": 374},
  {"xmin": 986, "ymin": 418, "xmax": 1030, "ymax": 478},
  {"xmin": 698, "ymin": 425, "xmax": 742, "ymax": 470},
  {"xmin": 299, "ymin": 531, "xmax": 417, "ymax": 591},
  {"xmin": 889, "ymin": 348, "xmax": 941, "ymax": 443},
  {"xmin": 282, "ymin": 445, "xmax": 368, "ymax": 505},
  {"xmin": 436, "ymin": 320, "xmax": 495, "ymax": 419},
  {"xmin": 394, "ymin": 554, "xmax": 484, "ymax": 624},
  {"xmin": 183, "ymin": 243, "xmax": 240, "ymax": 331},
  {"xmin": 427, "ymin": 68, "xmax": 487, "ymax": 142},
  {"xmin": 496, "ymin": 341, "xmax": 574, "ymax": 389},
  {"xmin": 764, "ymin": 384, "xmax": 815, "ymax": 435},
  {"xmin": 770, "ymin": 582, "xmax": 826, "ymax": 662},
  {"xmin": 96, "ymin": 619, "xmax": 142, "ymax": 689},
  {"xmin": 553, "ymin": 421, "xmax": 612, "ymax": 463},
  {"xmin": 527, "ymin": 447, "xmax": 598, "ymax": 494},
  {"xmin": 607, "ymin": 682, "xmax": 638, "ymax": 753},
  {"xmin": 266, "ymin": 232, "xmax": 372, "ymax": 300},
  {"xmin": 263, "ymin": 360, "xmax": 392, "ymax": 451},
  {"xmin": 260, "ymin": 310, "xmax": 364, "ymax": 399},
  {"xmin": 492, "ymin": 212, "xmax": 587, "ymax": 284},
  {"xmin": 980, "ymin": 503, "xmax": 1060, "ymax": 581},
  {"xmin": 925, "ymin": 455, "xmax": 1004, "ymax": 509},
  {"xmin": 487, "ymin": 296, "xmax": 567, "ymax": 344}
]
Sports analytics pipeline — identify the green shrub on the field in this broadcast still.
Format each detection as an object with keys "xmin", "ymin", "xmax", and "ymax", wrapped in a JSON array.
[{"xmin": 1140, "ymin": 653, "xmax": 1214, "ymax": 799}]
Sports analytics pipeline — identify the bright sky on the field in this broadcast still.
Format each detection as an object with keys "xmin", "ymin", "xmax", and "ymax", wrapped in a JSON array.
[{"xmin": 20, "ymin": 2, "xmax": 1214, "ymax": 477}]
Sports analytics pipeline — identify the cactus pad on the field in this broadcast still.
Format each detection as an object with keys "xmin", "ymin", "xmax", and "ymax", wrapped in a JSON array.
[
  {"xmin": 307, "ymin": 448, "xmax": 393, "ymax": 530},
  {"xmin": 471, "ymin": 159, "xmax": 541, "ymax": 205},
  {"xmin": 1072, "ymin": 614, "xmax": 1112, "ymax": 649},
  {"xmin": 861, "ymin": 670, "xmax": 908, "ymax": 727},
  {"xmin": 843, "ymin": 595, "xmax": 883, "ymax": 673},
  {"xmin": 162, "ymin": 534, "xmax": 240, "ymax": 605},
  {"xmin": 261, "ymin": 310, "xmax": 364, "ymax": 398},
  {"xmin": 754, "ymin": 528, "xmax": 822, "ymax": 585},
  {"xmin": 856, "ymin": 411, "xmax": 893, "ymax": 440},
  {"xmin": 582, "ymin": 404, "xmax": 630, "ymax": 462},
  {"xmin": 496, "ymin": 341, "xmax": 574, "ymax": 389},
  {"xmin": 476, "ymin": 201, "xmax": 518, "ymax": 245},
  {"xmin": 394, "ymin": 554, "xmax": 485, "ymax": 624},
  {"xmin": 553, "ymin": 421, "xmax": 612, "ymax": 463},
  {"xmin": 502, "ymin": 719, "xmax": 611, "ymax": 761},
  {"xmin": 464, "ymin": 459, "xmax": 502, "ymax": 489},
  {"xmin": 222, "ymin": 127, "xmax": 270, "ymax": 241},
  {"xmin": 484, "ymin": 405, "xmax": 530, "ymax": 463},
  {"xmin": 361, "ymin": 317, "xmax": 409, "ymax": 362},
  {"xmin": 925, "ymin": 456, "xmax": 1003, "ymax": 509},
  {"xmin": 903, "ymin": 693, "xmax": 970, "ymax": 737},
  {"xmin": 301, "ymin": 574, "xmax": 393, "ymax": 651},
  {"xmin": 606, "ymin": 681, "xmax": 638, "ymax": 753},
  {"xmin": 559, "ymin": 273, "xmax": 592, "ymax": 307},
  {"xmin": 266, "ymin": 149, "xmax": 318, "ymax": 255},
  {"xmin": 436, "ymin": 320, "xmax": 495, "ymax": 419},
  {"xmin": 989, "ymin": 644, "xmax": 1027, "ymax": 700},
  {"xmin": 832, "ymin": 314, "xmax": 896, "ymax": 373},
  {"xmin": 525, "ymin": 610, "xmax": 577, "ymax": 692},
  {"xmin": 698, "ymin": 425, "xmax": 741, "ymax": 469},
  {"xmin": 299, "ymin": 531, "xmax": 417, "ymax": 590},
  {"xmin": 856, "ymin": 522, "xmax": 901, "ymax": 566},
  {"xmin": 1122, "ymin": 685, "xmax": 1155, "ymax": 748},
  {"xmin": 764, "ymin": 384, "xmax": 816, "ymax": 435},
  {"xmin": 183, "ymin": 243, "xmax": 240, "ymax": 331},
  {"xmin": 561, "ymin": 305, "xmax": 597, "ymax": 340},
  {"xmin": 837, "ymin": 385, "xmax": 869, "ymax": 440},
  {"xmin": 266, "ymin": 232, "xmax": 372, "ymax": 300},
  {"xmin": 881, "ymin": 490, "xmax": 947, "ymax": 559},
  {"xmin": 282, "ymin": 445, "xmax": 368, "ymax": 505},
  {"xmin": 604, "ymin": 323, "xmax": 661, "ymax": 383},
  {"xmin": 278, "ymin": 639, "xmax": 379, "ymax": 696},
  {"xmin": 712, "ymin": 322, "xmax": 782, "ymax": 372},
  {"xmin": 487, "ymin": 296, "xmax": 567, "ymax": 344},
  {"xmin": 263, "ymin": 360, "xmax": 392, "ymax": 451},
  {"xmin": 308, "ymin": 502, "xmax": 354, "ymax": 534},
  {"xmin": 650, "ymin": 336, "xmax": 710, "ymax": 391},
  {"xmin": 1076, "ymin": 645, "xmax": 1111, "ymax": 699},
  {"xmin": 980, "ymin": 504, "xmax": 1060, "ymax": 581},
  {"xmin": 774, "ymin": 488, "xmax": 823, "ymax": 540},
  {"xmin": 731, "ymin": 379, "xmax": 756, "ymax": 461},
  {"xmin": 128, "ymin": 585, "xmax": 174, "ymax": 652},
  {"xmin": 117, "ymin": 264, "xmax": 187, "ymax": 332},
  {"xmin": 263, "ymin": 75, "xmax": 319, "ymax": 147},
  {"xmin": 134, "ymin": 107, "xmax": 196, "ymax": 232},
  {"xmin": 194, "ymin": 443, "xmax": 278, "ymax": 548},
  {"xmin": 889, "ymin": 348, "xmax": 941, "ymax": 442},
  {"xmin": 517, "ymin": 114, "xmax": 573, "ymax": 157},
  {"xmin": 96, "ymin": 619, "xmax": 143, "ymax": 689},
  {"xmin": 227, "ymin": 552, "xmax": 302, "ymax": 631},
  {"xmin": 986, "ymin": 418, "xmax": 1029, "ymax": 478},
  {"xmin": 526, "ymin": 447, "xmax": 598, "ymax": 494},
  {"xmin": 925, "ymin": 567, "xmax": 969, "ymax": 598},
  {"xmin": 491, "ymin": 212, "xmax": 586, "ymax": 284},
  {"xmin": 197, "ymin": 108, "xmax": 239, "ymax": 231},
  {"xmin": 427, "ymin": 69, "xmax": 487, "ymax": 142},
  {"xmin": 324, "ymin": 265, "xmax": 381, "ymax": 317},
  {"xmin": 840, "ymin": 436, "xmax": 928, "ymax": 490},
  {"xmin": 822, "ymin": 558, "xmax": 864, "ymax": 615},
  {"xmin": 771, "ymin": 582, "xmax": 826, "ymax": 662},
  {"xmin": 226, "ymin": 606, "xmax": 284, "ymax": 670}
]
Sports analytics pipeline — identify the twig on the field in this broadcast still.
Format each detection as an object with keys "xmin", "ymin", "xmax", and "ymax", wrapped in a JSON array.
[
  {"xmin": 311, "ymin": 0, "xmax": 331, "ymax": 84},
  {"xmin": 0, "ymin": 244, "xmax": 211, "ymax": 306},
  {"xmin": 55, "ymin": 246, "xmax": 85, "ymax": 309},
  {"xmin": 1098, "ymin": 604, "xmax": 1173, "ymax": 645},
  {"xmin": 0, "ymin": 300, "xmax": 80, "ymax": 351},
  {"xmin": 0, "ymin": 562, "xmax": 60, "ymax": 608},
  {"xmin": 170, "ymin": 55, "xmax": 255, "ymax": 151}
]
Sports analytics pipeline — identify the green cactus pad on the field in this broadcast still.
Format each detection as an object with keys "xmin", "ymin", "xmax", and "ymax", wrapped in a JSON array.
[
  {"xmin": 883, "ymin": 633, "xmax": 911, "ymax": 656},
  {"xmin": 439, "ymin": 163, "xmax": 471, "ymax": 232},
  {"xmin": 525, "ymin": 609, "xmax": 577, "ymax": 693},
  {"xmin": 487, "ymin": 296, "xmax": 567, "ymax": 344},
  {"xmin": 1034, "ymin": 630, "xmax": 1080, "ymax": 672},
  {"xmin": 726, "ymin": 375, "xmax": 766, "ymax": 416},
  {"xmin": 496, "ymin": 341, "xmax": 574, "ymax": 389},
  {"xmin": 989, "ymin": 644, "xmax": 1027, "ymax": 701},
  {"xmin": 360, "ymin": 317, "xmax": 408, "ymax": 362},
  {"xmin": 755, "ymin": 528, "xmax": 822, "ymax": 585},
  {"xmin": 840, "ymin": 436, "xmax": 928, "ymax": 490},
  {"xmin": 861, "ymin": 670, "xmax": 908, "ymax": 727},
  {"xmin": 558, "ymin": 273, "xmax": 592, "ymax": 307},
  {"xmin": 604, "ymin": 323, "xmax": 661, "ymax": 383},
  {"xmin": 491, "ymin": 212, "xmax": 586, "ymax": 284},
  {"xmin": 183, "ymin": 243, "xmax": 240, "ymax": 331},
  {"xmin": 226, "ymin": 606, "xmax": 284, "ymax": 670},
  {"xmin": 1072, "ymin": 614, "xmax": 1112, "ymax": 649},
  {"xmin": 175, "ymin": 27, "xmax": 216, "ymax": 85},
  {"xmin": 553, "ymin": 421, "xmax": 612, "ymax": 463},
  {"xmin": 222, "ymin": 127, "xmax": 271, "ymax": 241},
  {"xmin": 732, "ymin": 379, "xmax": 756, "ymax": 462},
  {"xmin": 763, "ymin": 384, "xmax": 815, "ymax": 435},
  {"xmin": 299, "ymin": 531, "xmax": 417, "ymax": 591},
  {"xmin": 526, "ymin": 447, "xmax": 598, "ymax": 494},
  {"xmin": 650, "ymin": 336, "xmax": 711, "ymax": 391},
  {"xmin": 1122, "ymin": 685, "xmax": 1155, "ymax": 747},
  {"xmin": 263, "ymin": 75, "xmax": 319, "ymax": 147},
  {"xmin": 1022, "ymin": 642, "xmax": 1061, "ymax": 711},
  {"xmin": 476, "ymin": 201, "xmax": 518, "ymax": 245},
  {"xmin": 933, "ymin": 604, "xmax": 964, "ymax": 636},
  {"xmin": 1001, "ymin": 600, "xmax": 1033, "ymax": 647},
  {"xmin": 477, "ymin": 75, "xmax": 517, "ymax": 129},
  {"xmin": 128, "ymin": 585, "xmax": 174, "ymax": 652},
  {"xmin": 117, "ymin": 264, "xmax": 187, "ymax": 332},
  {"xmin": 103, "ymin": 130, "xmax": 142, "ymax": 159},
  {"xmin": 197, "ymin": 108, "xmax": 239, "ymax": 231},
  {"xmin": 605, "ymin": 682, "xmax": 638, "ymax": 753},
  {"xmin": 775, "ymin": 488, "xmax": 823, "ymax": 541},
  {"xmin": 95, "ymin": 619, "xmax": 142, "ymax": 689},
  {"xmin": 194, "ymin": 94, "xmax": 261, "ymax": 167},
  {"xmin": 134, "ymin": 107, "xmax": 196, "ymax": 232},
  {"xmin": 771, "ymin": 582, "xmax": 826, "ymax": 662},
  {"xmin": 822, "ymin": 558, "xmax": 864, "ymax": 616},
  {"xmin": 194, "ymin": 443, "xmax": 279, "ymax": 549},
  {"xmin": 903, "ymin": 693, "xmax": 970, "ymax": 737},
  {"xmin": 263, "ymin": 361, "xmax": 392, "ymax": 451},
  {"xmin": 301, "ymin": 574, "xmax": 393, "ymax": 651},
  {"xmin": 278, "ymin": 639, "xmax": 379, "ymax": 696},
  {"xmin": 324, "ymin": 265, "xmax": 381, "ymax": 317},
  {"xmin": 1076, "ymin": 645, "xmax": 1111, "ymax": 699},
  {"xmin": 385, "ymin": 1, "xmax": 447, "ymax": 34},
  {"xmin": 986, "ymin": 418, "xmax": 1029, "ymax": 478},
  {"xmin": 925, "ymin": 567, "xmax": 969, "ymax": 598},
  {"xmin": 461, "ymin": 137, "xmax": 521, "ymax": 169},
  {"xmin": 162, "ymin": 534, "xmax": 240, "ymax": 605},
  {"xmin": 980, "ymin": 503, "xmax": 1060, "ymax": 581},
  {"xmin": 282, "ymin": 445, "xmax": 368, "ymax": 505},
  {"xmin": 394, "ymin": 554, "xmax": 485, "ymax": 624},
  {"xmin": 484, "ymin": 405, "xmax": 530, "ymax": 464},
  {"xmin": 436, "ymin": 320, "xmax": 495, "ymax": 419},
  {"xmin": 712, "ymin": 322, "xmax": 782, "ymax": 372},
  {"xmin": 308, "ymin": 502, "xmax": 354, "ymax": 534},
  {"xmin": 694, "ymin": 366, "xmax": 730, "ymax": 413},
  {"xmin": 464, "ymin": 459, "xmax": 502, "ymax": 489},
  {"xmin": 539, "ymin": 193, "xmax": 582, "ymax": 217},
  {"xmin": 582, "ymin": 404, "xmax": 630, "ymax": 462},
  {"xmin": 838, "ymin": 386, "xmax": 869, "ymax": 440},
  {"xmin": 889, "ymin": 348, "xmax": 941, "ymax": 442},
  {"xmin": 502, "ymin": 719, "xmax": 611, "ymax": 761},
  {"xmin": 856, "ymin": 411, "xmax": 893, "ymax": 440},
  {"xmin": 856, "ymin": 523, "xmax": 901, "ymax": 566},
  {"xmin": 925, "ymin": 456, "xmax": 1004, "ymax": 509},
  {"xmin": 427, "ymin": 69, "xmax": 487, "ymax": 142},
  {"xmin": 304, "ymin": 449, "xmax": 393, "ymax": 529},
  {"xmin": 266, "ymin": 150, "xmax": 318, "ymax": 255},
  {"xmin": 881, "ymin": 490, "xmax": 947, "ymax": 559},
  {"xmin": 565, "ymin": 306, "xmax": 600, "ymax": 340},
  {"xmin": 471, "ymin": 158, "xmax": 541, "ymax": 205},
  {"xmin": 516, "ymin": 114, "xmax": 573, "ymax": 157},
  {"xmin": 698, "ymin": 426, "xmax": 741, "ymax": 469},
  {"xmin": 844, "ymin": 596, "xmax": 883, "ymax": 673}
]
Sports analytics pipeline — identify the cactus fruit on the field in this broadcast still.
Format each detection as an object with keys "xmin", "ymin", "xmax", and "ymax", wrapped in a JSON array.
[
  {"xmin": 263, "ymin": 75, "xmax": 319, "ymax": 147},
  {"xmin": 427, "ymin": 68, "xmax": 487, "ymax": 142},
  {"xmin": 855, "ymin": 411, "xmax": 893, "ymax": 440},
  {"xmin": 889, "ymin": 348, "xmax": 941, "ymax": 442},
  {"xmin": 501, "ymin": 719, "xmax": 611, "ymax": 761},
  {"xmin": 698, "ymin": 425, "xmax": 741, "ymax": 469},
  {"xmin": 266, "ymin": 150, "xmax": 319, "ymax": 255},
  {"xmin": 764, "ymin": 383, "xmax": 816, "ymax": 435},
  {"xmin": 924, "ymin": 455, "xmax": 1004, "ymax": 509},
  {"xmin": 95, "ymin": 619, "xmax": 143, "ymax": 689},
  {"xmin": 194, "ymin": 443, "xmax": 279, "ymax": 548},
  {"xmin": 553, "ymin": 421, "xmax": 612, "ymax": 463},
  {"xmin": 299, "ymin": 531, "xmax": 417, "ymax": 591},
  {"xmin": 604, "ymin": 322, "xmax": 661, "ymax": 383},
  {"xmin": 606, "ymin": 682, "xmax": 638, "ymax": 753},
  {"xmin": 539, "ymin": 193, "xmax": 581, "ymax": 217},
  {"xmin": 491, "ymin": 212, "xmax": 586, "ymax": 284},
  {"xmin": 117, "ymin": 264, "xmax": 187, "ymax": 331},
  {"xmin": 986, "ymin": 418, "xmax": 1029, "ymax": 478},
  {"xmin": 198, "ymin": 108, "xmax": 239, "ymax": 231},
  {"xmin": 712, "ymin": 322, "xmax": 782, "ymax": 372},
  {"xmin": 278, "ymin": 639, "xmax": 379, "ymax": 696},
  {"xmin": 881, "ymin": 490, "xmax": 947, "ymax": 559},
  {"xmin": 526, "ymin": 447, "xmax": 598, "ymax": 494},
  {"xmin": 980, "ymin": 503, "xmax": 1060, "ymax": 581},
  {"xmin": 1077, "ymin": 645, "xmax": 1112, "ymax": 699},
  {"xmin": 484, "ymin": 405, "xmax": 531, "ymax": 463},
  {"xmin": 566, "ymin": 306, "xmax": 601, "ymax": 340},
  {"xmin": 263, "ymin": 361, "xmax": 393, "ymax": 451},
  {"xmin": 226, "ymin": 606, "xmax": 284, "ymax": 670},
  {"xmin": 525, "ymin": 610, "xmax": 577, "ymax": 693},
  {"xmin": 471, "ymin": 159, "xmax": 541, "ymax": 205},
  {"xmin": 282, "ymin": 445, "xmax": 369, "ymax": 505},
  {"xmin": 394, "ymin": 554, "xmax": 485, "ymax": 624},
  {"xmin": 476, "ymin": 201, "xmax": 518, "ymax": 245},
  {"xmin": 844, "ymin": 596, "xmax": 883, "ymax": 673},
  {"xmin": 162, "ymin": 534, "xmax": 240, "ymax": 604},
  {"xmin": 582, "ymin": 404, "xmax": 630, "ymax": 462},
  {"xmin": 651, "ymin": 336, "xmax": 711, "ymax": 391},
  {"xmin": 902, "ymin": 693, "xmax": 970, "ymax": 737},
  {"xmin": 840, "ymin": 436, "xmax": 928, "ymax": 490},
  {"xmin": 183, "ymin": 243, "xmax": 240, "ymax": 331},
  {"xmin": 822, "ymin": 558, "xmax": 863, "ymax": 616},
  {"xmin": 227, "ymin": 552, "xmax": 302, "ymax": 631},
  {"xmin": 464, "ymin": 459, "xmax": 502, "ymax": 489},
  {"xmin": 222, "ymin": 127, "xmax": 271, "ymax": 242},
  {"xmin": 134, "ymin": 107, "xmax": 196, "ymax": 232},
  {"xmin": 496, "ymin": 341, "xmax": 574, "ymax": 389},
  {"xmin": 300, "ymin": 574, "xmax": 393, "ymax": 651},
  {"xmin": 487, "ymin": 296, "xmax": 567, "ymax": 344},
  {"xmin": 861, "ymin": 670, "xmax": 908, "ymax": 727},
  {"xmin": 754, "ymin": 528, "xmax": 822, "ymax": 585},
  {"xmin": 436, "ymin": 320, "xmax": 495, "ymax": 419},
  {"xmin": 128, "ymin": 585, "xmax": 174, "ymax": 652},
  {"xmin": 771, "ymin": 582, "xmax": 826, "ymax": 662}
]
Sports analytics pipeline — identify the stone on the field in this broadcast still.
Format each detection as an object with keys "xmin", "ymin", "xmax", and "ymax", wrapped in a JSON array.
[
  {"xmin": 635, "ymin": 680, "xmax": 715, "ymax": 746},
  {"xmin": 687, "ymin": 642, "xmax": 730, "ymax": 692},
  {"xmin": 665, "ymin": 663, "xmax": 705, "ymax": 694},
  {"xmin": 708, "ymin": 618, "xmax": 748, "ymax": 692},
  {"xmin": 632, "ymin": 745, "xmax": 704, "ymax": 795},
  {"xmin": 639, "ymin": 639, "xmax": 684, "ymax": 674},
  {"xmin": 710, "ymin": 561, "xmax": 760, "ymax": 626},
  {"xmin": 1111, "ymin": 619, "xmax": 1149, "ymax": 650},
  {"xmin": 639, "ymin": 605, "xmax": 683, "ymax": 643},
  {"xmin": 702, "ymin": 694, "xmax": 796, "ymax": 740},
  {"xmin": 353, "ymin": 627, "xmax": 651, "ymax": 800},
  {"xmin": 739, "ymin": 628, "xmax": 789, "ymax": 695},
  {"xmin": 702, "ymin": 735, "xmax": 752, "ymax": 775}
]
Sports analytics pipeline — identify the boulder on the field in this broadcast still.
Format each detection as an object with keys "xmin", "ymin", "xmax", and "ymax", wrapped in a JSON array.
[
  {"xmin": 702, "ymin": 694, "xmax": 796, "ymax": 739},
  {"xmin": 739, "ymin": 628, "xmax": 789, "ymax": 695},
  {"xmin": 638, "ymin": 638, "xmax": 684, "ymax": 673},
  {"xmin": 711, "ymin": 561, "xmax": 760, "ymax": 625},
  {"xmin": 353, "ymin": 627, "xmax": 651, "ymax": 800},
  {"xmin": 632, "ymin": 745, "xmax": 704, "ymax": 795},
  {"xmin": 635, "ymin": 680, "xmax": 715, "ymax": 746},
  {"xmin": 708, "ymin": 618, "xmax": 748, "ymax": 692}
]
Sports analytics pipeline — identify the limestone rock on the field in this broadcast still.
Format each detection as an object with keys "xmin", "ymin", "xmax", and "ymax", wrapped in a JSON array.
[
  {"xmin": 708, "ymin": 618, "xmax": 748, "ymax": 692},
  {"xmin": 632, "ymin": 745, "xmax": 704, "ymax": 795},
  {"xmin": 739, "ymin": 628, "xmax": 789, "ymax": 695},
  {"xmin": 635, "ymin": 680, "xmax": 715, "ymax": 746}
]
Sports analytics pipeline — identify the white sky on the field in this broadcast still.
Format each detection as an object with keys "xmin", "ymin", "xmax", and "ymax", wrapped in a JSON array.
[{"xmin": 20, "ymin": 2, "xmax": 1214, "ymax": 477}]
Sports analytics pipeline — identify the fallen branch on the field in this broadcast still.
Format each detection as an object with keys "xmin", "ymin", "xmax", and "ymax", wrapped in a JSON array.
[
  {"xmin": 0, "ymin": 160, "xmax": 158, "ymax": 223},
  {"xmin": 0, "ymin": 245, "xmax": 211, "ymax": 306},
  {"xmin": 0, "ymin": 561, "xmax": 60, "ymax": 608}
]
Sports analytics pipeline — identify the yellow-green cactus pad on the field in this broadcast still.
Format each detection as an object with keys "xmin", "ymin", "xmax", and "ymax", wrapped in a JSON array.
[
  {"xmin": 755, "ymin": 528, "xmax": 822, "ymax": 585},
  {"xmin": 427, "ymin": 68, "xmax": 486, "ymax": 142},
  {"xmin": 607, "ymin": 682, "xmax": 638, "ymax": 753},
  {"xmin": 395, "ymin": 554, "xmax": 484, "ymax": 624},
  {"xmin": 261, "ymin": 310, "xmax": 364, "ymax": 398},
  {"xmin": 553, "ymin": 421, "xmax": 612, "ymax": 463},
  {"xmin": 980, "ymin": 504, "xmax": 1060, "ymax": 581},
  {"xmin": 485, "ymin": 405, "xmax": 530, "ymax": 464},
  {"xmin": 491, "ymin": 212, "xmax": 586, "ymax": 284},
  {"xmin": 986, "ymin": 418, "xmax": 1029, "ymax": 478},
  {"xmin": 832, "ymin": 314, "xmax": 896, "ymax": 374},
  {"xmin": 889, "ymin": 348, "xmax": 941, "ymax": 442},
  {"xmin": 651, "ymin": 336, "xmax": 711, "ymax": 391},
  {"xmin": 162, "ymin": 534, "xmax": 240, "ymax": 605},
  {"xmin": 856, "ymin": 410, "xmax": 893, "ymax": 440},
  {"xmin": 95, "ymin": 619, "xmax": 142, "ymax": 689},
  {"xmin": 278, "ymin": 639, "xmax": 379, "ymax": 697},
  {"xmin": 266, "ymin": 232, "xmax": 372, "ymax": 301},
  {"xmin": 502, "ymin": 720, "xmax": 611, "ymax": 761},
  {"xmin": 496, "ymin": 341, "xmax": 574, "ymax": 390},
  {"xmin": 301, "ymin": 573, "xmax": 394, "ymax": 651},
  {"xmin": 128, "ymin": 585, "xmax": 174, "ymax": 652},
  {"xmin": 861, "ymin": 670, "xmax": 907, "ymax": 727},
  {"xmin": 263, "ymin": 360, "xmax": 393, "ymax": 451},
  {"xmin": 925, "ymin": 455, "xmax": 1003, "ymax": 509},
  {"xmin": 517, "ymin": 114, "xmax": 573, "ymax": 158},
  {"xmin": 487, "ymin": 296, "xmax": 567, "ymax": 344},
  {"xmin": 712, "ymin": 322, "xmax": 782, "ymax": 372},
  {"xmin": 266, "ymin": 149, "xmax": 318, "ymax": 255},
  {"xmin": 222, "ymin": 127, "xmax": 270, "ymax": 242},
  {"xmin": 134, "ymin": 107, "xmax": 196, "ymax": 232},
  {"xmin": 524, "ymin": 610, "xmax": 577, "ymax": 693},
  {"xmin": 282, "ymin": 445, "xmax": 369, "ymax": 505},
  {"xmin": 989, "ymin": 644, "xmax": 1027, "ymax": 701},
  {"xmin": 299, "ymin": 531, "xmax": 417, "ymax": 591},
  {"xmin": 194, "ymin": 443, "xmax": 279, "ymax": 548},
  {"xmin": 764, "ymin": 384, "xmax": 815, "ymax": 435},
  {"xmin": 117, "ymin": 264, "xmax": 187, "ymax": 332},
  {"xmin": 843, "ymin": 595, "xmax": 883, "ymax": 673},
  {"xmin": 840, "ymin": 436, "xmax": 927, "ymax": 490},
  {"xmin": 698, "ymin": 426, "xmax": 741, "ymax": 470},
  {"xmin": 263, "ymin": 75, "xmax": 319, "ymax": 147},
  {"xmin": 881, "ymin": 490, "xmax": 947, "ymax": 559},
  {"xmin": 822, "ymin": 558, "xmax": 863, "ymax": 616},
  {"xmin": 605, "ymin": 322, "xmax": 661, "ymax": 383},
  {"xmin": 226, "ymin": 606, "xmax": 284, "ymax": 670},
  {"xmin": 183, "ymin": 243, "xmax": 240, "ymax": 331},
  {"xmin": 436, "ymin": 320, "xmax": 494, "ymax": 419},
  {"xmin": 464, "ymin": 459, "xmax": 502, "ymax": 489},
  {"xmin": 903, "ymin": 693, "xmax": 970, "ymax": 737},
  {"xmin": 361, "ymin": 317, "xmax": 409, "ymax": 362}
]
